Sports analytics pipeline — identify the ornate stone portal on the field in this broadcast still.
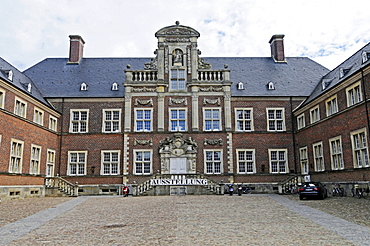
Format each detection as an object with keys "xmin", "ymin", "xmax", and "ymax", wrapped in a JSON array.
[{"xmin": 159, "ymin": 133, "xmax": 198, "ymax": 174}]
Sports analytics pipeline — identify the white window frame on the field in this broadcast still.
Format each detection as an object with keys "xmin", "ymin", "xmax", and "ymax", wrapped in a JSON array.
[
  {"xmin": 134, "ymin": 149, "xmax": 152, "ymax": 175},
  {"xmin": 46, "ymin": 149, "xmax": 56, "ymax": 177},
  {"xmin": 313, "ymin": 142, "xmax": 325, "ymax": 172},
  {"xmin": 297, "ymin": 113, "xmax": 305, "ymax": 130},
  {"xmin": 68, "ymin": 151, "xmax": 87, "ymax": 176},
  {"xmin": 299, "ymin": 147, "xmax": 309, "ymax": 175},
  {"xmin": 101, "ymin": 150, "xmax": 120, "ymax": 175},
  {"xmin": 9, "ymin": 139, "xmax": 24, "ymax": 174},
  {"xmin": 325, "ymin": 95, "xmax": 338, "ymax": 116},
  {"xmin": 236, "ymin": 149, "xmax": 256, "ymax": 174},
  {"xmin": 49, "ymin": 116, "xmax": 58, "ymax": 131},
  {"xmin": 267, "ymin": 108, "xmax": 285, "ymax": 131},
  {"xmin": 170, "ymin": 69, "xmax": 186, "ymax": 91},
  {"xmin": 102, "ymin": 109, "xmax": 121, "ymax": 133},
  {"xmin": 268, "ymin": 149, "xmax": 288, "ymax": 173},
  {"xmin": 351, "ymin": 128, "xmax": 369, "ymax": 168},
  {"xmin": 204, "ymin": 149, "xmax": 223, "ymax": 174},
  {"xmin": 346, "ymin": 82, "xmax": 363, "ymax": 107},
  {"xmin": 329, "ymin": 136, "xmax": 344, "ymax": 170},
  {"xmin": 69, "ymin": 109, "xmax": 89, "ymax": 133},
  {"xmin": 310, "ymin": 105, "xmax": 320, "ymax": 124},
  {"xmin": 0, "ymin": 88, "xmax": 5, "ymax": 109},
  {"xmin": 203, "ymin": 107, "xmax": 222, "ymax": 131},
  {"xmin": 134, "ymin": 108, "xmax": 153, "ymax": 132},
  {"xmin": 169, "ymin": 108, "xmax": 187, "ymax": 132},
  {"xmin": 14, "ymin": 97, "xmax": 27, "ymax": 118},
  {"xmin": 235, "ymin": 108, "xmax": 254, "ymax": 132},
  {"xmin": 30, "ymin": 144, "xmax": 41, "ymax": 175},
  {"xmin": 33, "ymin": 107, "xmax": 44, "ymax": 126}
]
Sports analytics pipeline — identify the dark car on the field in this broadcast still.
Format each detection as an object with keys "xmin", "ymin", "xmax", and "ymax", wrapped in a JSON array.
[{"xmin": 299, "ymin": 182, "xmax": 328, "ymax": 200}]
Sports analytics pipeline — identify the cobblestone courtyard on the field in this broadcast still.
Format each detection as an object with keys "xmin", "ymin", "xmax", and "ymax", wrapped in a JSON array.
[{"xmin": 1, "ymin": 194, "xmax": 370, "ymax": 245}]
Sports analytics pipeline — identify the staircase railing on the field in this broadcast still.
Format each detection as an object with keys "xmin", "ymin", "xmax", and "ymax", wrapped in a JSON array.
[
  {"xmin": 278, "ymin": 175, "xmax": 302, "ymax": 194},
  {"xmin": 45, "ymin": 177, "xmax": 78, "ymax": 197}
]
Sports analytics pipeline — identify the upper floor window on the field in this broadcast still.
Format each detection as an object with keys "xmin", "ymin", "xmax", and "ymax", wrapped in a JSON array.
[
  {"xmin": 326, "ymin": 95, "xmax": 338, "ymax": 116},
  {"xmin": 351, "ymin": 128, "xmax": 369, "ymax": 168},
  {"xmin": 269, "ymin": 149, "xmax": 287, "ymax": 173},
  {"xmin": 205, "ymin": 150, "xmax": 222, "ymax": 174},
  {"xmin": 346, "ymin": 82, "xmax": 362, "ymax": 107},
  {"xmin": 46, "ymin": 149, "xmax": 56, "ymax": 177},
  {"xmin": 204, "ymin": 108, "xmax": 221, "ymax": 131},
  {"xmin": 310, "ymin": 105, "xmax": 320, "ymax": 124},
  {"xmin": 235, "ymin": 108, "xmax": 253, "ymax": 131},
  {"xmin": 135, "ymin": 109, "xmax": 152, "ymax": 132},
  {"xmin": 68, "ymin": 151, "xmax": 87, "ymax": 176},
  {"xmin": 329, "ymin": 136, "xmax": 344, "ymax": 170},
  {"xmin": 101, "ymin": 151, "xmax": 120, "ymax": 175},
  {"xmin": 49, "ymin": 116, "xmax": 58, "ymax": 131},
  {"xmin": 170, "ymin": 108, "xmax": 186, "ymax": 131},
  {"xmin": 134, "ymin": 150, "xmax": 152, "ymax": 175},
  {"xmin": 14, "ymin": 97, "xmax": 27, "ymax": 118},
  {"xmin": 9, "ymin": 139, "xmax": 24, "ymax": 174},
  {"xmin": 70, "ymin": 110, "xmax": 89, "ymax": 133},
  {"xmin": 33, "ymin": 108, "xmax": 44, "ymax": 125},
  {"xmin": 0, "ymin": 88, "xmax": 5, "ymax": 109},
  {"xmin": 170, "ymin": 69, "xmax": 186, "ymax": 90},
  {"xmin": 30, "ymin": 145, "xmax": 41, "ymax": 175},
  {"xmin": 103, "ymin": 109, "xmax": 121, "ymax": 133},
  {"xmin": 237, "ymin": 149, "xmax": 255, "ymax": 174},
  {"xmin": 267, "ymin": 108, "xmax": 285, "ymax": 131},
  {"xmin": 299, "ymin": 147, "xmax": 308, "ymax": 175},
  {"xmin": 313, "ymin": 142, "xmax": 325, "ymax": 172},
  {"xmin": 297, "ymin": 113, "xmax": 305, "ymax": 130}
]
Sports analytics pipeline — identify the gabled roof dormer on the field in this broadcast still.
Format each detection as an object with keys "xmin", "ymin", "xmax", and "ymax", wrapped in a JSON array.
[
  {"xmin": 80, "ymin": 82, "xmax": 88, "ymax": 91},
  {"xmin": 267, "ymin": 81, "xmax": 275, "ymax": 90},
  {"xmin": 362, "ymin": 51, "xmax": 370, "ymax": 64},
  {"xmin": 237, "ymin": 82, "xmax": 244, "ymax": 90},
  {"xmin": 339, "ymin": 67, "xmax": 351, "ymax": 78},
  {"xmin": 111, "ymin": 82, "xmax": 118, "ymax": 91}
]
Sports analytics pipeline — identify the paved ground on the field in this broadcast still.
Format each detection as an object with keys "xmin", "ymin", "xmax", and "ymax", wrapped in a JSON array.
[{"xmin": 0, "ymin": 194, "xmax": 370, "ymax": 245}]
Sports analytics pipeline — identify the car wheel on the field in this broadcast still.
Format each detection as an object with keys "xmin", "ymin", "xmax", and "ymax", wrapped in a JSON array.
[{"xmin": 299, "ymin": 195, "xmax": 304, "ymax": 200}]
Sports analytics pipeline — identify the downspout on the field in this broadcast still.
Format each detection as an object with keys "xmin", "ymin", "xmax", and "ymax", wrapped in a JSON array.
[
  {"xmin": 360, "ymin": 69, "xmax": 370, "ymax": 140},
  {"xmin": 290, "ymin": 96, "xmax": 298, "ymax": 174},
  {"xmin": 57, "ymin": 98, "xmax": 65, "ymax": 176}
]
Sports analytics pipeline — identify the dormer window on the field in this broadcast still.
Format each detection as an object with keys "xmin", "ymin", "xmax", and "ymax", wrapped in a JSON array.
[
  {"xmin": 7, "ymin": 70, "xmax": 13, "ymax": 81},
  {"xmin": 362, "ymin": 51, "xmax": 370, "ymax": 64},
  {"xmin": 237, "ymin": 82, "xmax": 244, "ymax": 90},
  {"xmin": 111, "ymin": 82, "xmax": 118, "ymax": 91},
  {"xmin": 267, "ymin": 82, "xmax": 275, "ymax": 90},
  {"xmin": 321, "ymin": 79, "xmax": 332, "ymax": 90},
  {"xmin": 80, "ymin": 82, "xmax": 88, "ymax": 91},
  {"xmin": 339, "ymin": 67, "xmax": 351, "ymax": 78},
  {"xmin": 27, "ymin": 83, "xmax": 32, "ymax": 93}
]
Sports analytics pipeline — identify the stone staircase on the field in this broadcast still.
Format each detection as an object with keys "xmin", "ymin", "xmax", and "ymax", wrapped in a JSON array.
[{"xmin": 45, "ymin": 177, "xmax": 78, "ymax": 197}]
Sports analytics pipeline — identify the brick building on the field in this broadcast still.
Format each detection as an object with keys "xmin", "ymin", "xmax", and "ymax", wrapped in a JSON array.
[{"xmin": 0, "ymin": 22, "xmax": 369, "ymax": 198}]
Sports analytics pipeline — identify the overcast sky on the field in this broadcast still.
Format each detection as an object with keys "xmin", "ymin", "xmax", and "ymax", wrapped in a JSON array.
[{"xmin": 1, "ymin": 0, "xmax": 370, "ymax": 71}]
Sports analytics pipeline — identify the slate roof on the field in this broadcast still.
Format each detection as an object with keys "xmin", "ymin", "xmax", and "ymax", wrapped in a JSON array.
[
  {"xmin": 301, "ymin": 42, "xmax": 370, "ymax": 106},
  {"xmin": 24, "ymin": 56, "xmax": 329, "ymax": 98},
  {"xmin": 0, "ymin": 57, "xmax": 52, "ymax": 107}
]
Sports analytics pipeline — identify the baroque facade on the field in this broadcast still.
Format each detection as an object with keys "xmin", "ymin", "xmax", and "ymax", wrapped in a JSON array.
[{"xmin": 0, "ymin": 22, "xmax": 369, "ymax": 198}]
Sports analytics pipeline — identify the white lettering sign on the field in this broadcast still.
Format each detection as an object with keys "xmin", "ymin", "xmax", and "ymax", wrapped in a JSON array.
[{"xmin": 150, "ymin": 179, "xmax": 208, "ymax": 186}]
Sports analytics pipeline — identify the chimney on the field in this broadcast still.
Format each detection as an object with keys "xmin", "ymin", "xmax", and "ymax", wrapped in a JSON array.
[
  {"xmin": 68, "ymin": 35, "xmax": 85, "ymax": 64},
  {"xmin": 269, "ymin": 34, "xmax": 286, "ymax": 63}
]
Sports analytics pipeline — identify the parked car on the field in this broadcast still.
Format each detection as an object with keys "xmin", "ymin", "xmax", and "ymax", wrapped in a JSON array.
[{"xmin": 299, "ymin": 182, "xmax": 328, "ymax": 200}]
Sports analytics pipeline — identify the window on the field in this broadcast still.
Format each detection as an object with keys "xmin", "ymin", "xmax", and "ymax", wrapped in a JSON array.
[
  {"xmin": 46, "ymin": 149, "xmax": 55, "ymax": 177},
  {"xmin": 267, "ymin": 81, "xmax": 275, "ymax": 90},
  {"xmin": 33, "ymin": 108, "xmax": 44, "ymax": 125},
  {"xmin": 103, "ymin": 109, "xmax": 121, "ymax": 133},
  {"xmin": 269, "ymin": 149, "xmax": 287, "ymax": 173},
  {"xmin": 237, "ymin": 82, "xmax": 244, "ymax": 90},
  {"xmin": 170, "ymin": 69, "xmax": 186, "ymax": 90},
  {"xmin": 70, "ymin": 110, "xmax": 88, "ymax": 133},
  {"xmin": 329, "ymin": 136, "xmax": 344, "ymax": 170},
  {"xmin": 313, "ymin": 142, "xmax": 325, "ymax": 172},
  {"xmin": 267, "ymin": 108, "xmax": 285, "ymax": 131},
  {"xmin": 14, "ymin": 97, "xmax": 27, "ymax": 118},
  {"xmin": 205, "ymin": 150, "xmax": 222, "ymax": 174},
  {"xmin": 310, "ymin": 105, "xmax": 320, "ymax": 124},
  {"xmin": 49, "ymin": 116, "xmax": 57, "ymax": 131},
  {"xmin": 326, "ymin": 95, "xmax": 338, "ymax": 116},
  {"xmin": 235, "ymin": 108, "xmax": 253, "ymax": 131},
  {"xmin": 204, "ymin": 108, "xmax": 221, "ymax": 131},
  {"xmin": 135, "ymin": 109, "xmax": 152, "ymax": 132},
  {"xmin": 111, "ymin": 82, "xmax": 119, "ymax": 91},
  {"xmin": 346, "ymin": 82, "xmax": 362, "ymax": 107},
  {"xmin": 134, "ymin": 150, "xmax": 152, "ymax": 175},
  {"xmin": 297, "ymin": 113, "xmax": 305, "ymax": 130},
  {"xmin": 237, "ymin": 149, "xmax": 255, "ymax": 174},
  {"xmin": 351, "ymin": 129, "xmax": 369, "ymax": 168},
  {"xmin": 30, "ymin": 145, "xmax": 41, "ymax": 175},
  {"xmin": 170, "ymin": 108, "xmax": 186, "ymax": 131},
  {"xmin": 0, "ymin": 88, "xmax": 5, "ymax": 109},
  {"xmin": 299, "ymin": 147, "xmax": 308, "ymax": 175},
  {"xmin": 101, "ymin": 151, "xmax": 120, "ymax": 175},
  {"xmin": 80, "ymin": 82, "xmax": 88, "ymax": 91},
  {"xmin": 68, "ymin": 151, "xmax": 87, "ymax": 176},
  {"xmin": 9, "ymin": 139, "xmax": 24, "ymax": 173}
]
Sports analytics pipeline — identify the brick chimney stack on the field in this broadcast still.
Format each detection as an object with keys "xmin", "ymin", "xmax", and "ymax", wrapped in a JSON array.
[
  {"xmin": 269, "ymin": 34, "xmax": 286, "ymax": 63},
  {"xmin": 68, "ymin": 35, "xmax": 85, "ymax": 64}
]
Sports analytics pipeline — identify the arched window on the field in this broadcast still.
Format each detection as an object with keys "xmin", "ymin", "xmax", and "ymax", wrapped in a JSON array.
[
  {"xmin": 237, "ymin": 82, "xmax": 244, "ymax": 90},
  {"xmin": 111, "ymin": 83, "xmax": 118, "ymax": 91},
  {"xmin": 80, "ymin": 82, "xmax": 88, "ymax": 91}
]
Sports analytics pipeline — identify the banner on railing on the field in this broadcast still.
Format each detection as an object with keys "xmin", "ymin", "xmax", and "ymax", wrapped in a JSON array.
[{"xmin": 150, "ymin": 178, "xmax": 208, "ymax": 186}]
